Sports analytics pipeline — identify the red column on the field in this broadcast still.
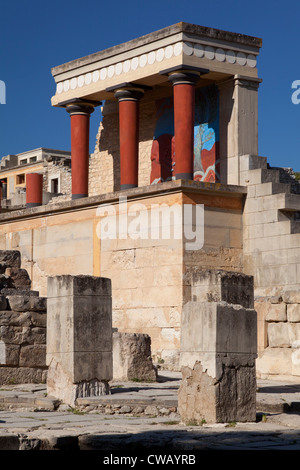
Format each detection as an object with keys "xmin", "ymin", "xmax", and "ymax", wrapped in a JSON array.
[
  {"xmin": 66, "ymin": 103, "xmax": 93, "ymax": 199},
  {"xmin": 26, "ymin": 173, "xmax": 43, "ymax": 208},
  {"xmin": 114, "ymin": 88, "xmax": 144, "ymax": 190},
  {"xmin": 168, "ymin": 70, "xmax": 200, "ymax": 180},
  {"xmin": 65, "ymin": 100, "xmax": 98, "ymax": 199}
]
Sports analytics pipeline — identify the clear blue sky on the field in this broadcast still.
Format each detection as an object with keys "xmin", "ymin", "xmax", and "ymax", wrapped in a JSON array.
[{"xmin": 0, "ymin": 0, "xmax": 299, "ymax": 170}]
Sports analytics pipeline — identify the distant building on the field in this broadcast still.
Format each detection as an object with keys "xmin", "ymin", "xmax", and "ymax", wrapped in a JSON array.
[{"xmin": 0, "ymin": 148, "xmax": 72, "ymax": 208}]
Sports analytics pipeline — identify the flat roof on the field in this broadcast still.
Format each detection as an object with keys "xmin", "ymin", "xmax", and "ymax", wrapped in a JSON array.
[{"xmin": 52, "ymin": 22, "xmax": 262, "ymax": 76}]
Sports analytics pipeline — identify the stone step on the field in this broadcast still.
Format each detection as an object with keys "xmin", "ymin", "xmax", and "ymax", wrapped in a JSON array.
[
  {"xmin": 241, "ymin": 168, "xmax": 281, "ymax": 186},
  {"xmin": 240, "ymin": 154, "xmax": 268, "ymax": 171},
  {"xmin": 280, "ymin": 193, "xmax": 300, "ymax": 212},
  {"xmin": 253, "ymin": 182, "xmax": 293, "ymax": 197},
  {"xmin": 0, "ymin": 288, "xmax": 39, "ymax": 297}
]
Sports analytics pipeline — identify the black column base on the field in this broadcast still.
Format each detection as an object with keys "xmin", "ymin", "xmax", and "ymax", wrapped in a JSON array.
[
  {"xmin": 120, "ymin": 184, "xmax": 137, "ymax": 190},
  {"xmin": 72, "ymin": 193, "xmax": 88, "ymax": 200},
  {"xmin": 175, "ymin": 173, "xmax": 194, "ymax": 181},
  {"xmin": 26, "ymin": 202, "xmax": 42, "ymax": 208}
]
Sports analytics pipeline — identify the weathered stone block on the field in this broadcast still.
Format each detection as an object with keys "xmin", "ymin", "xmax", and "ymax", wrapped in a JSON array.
[
  {"xmin": 180, "ymin": 301, "xmax": 257, "ymax": 373},
  {"xmin": 0, "ymin": 367, "xmax": 47, "ymax": 385},
  {"xmin": 282, "ymin": 290, "xmax": 300, "ymax": 304},
  {"xmin": 113, "ymin": 332, "xmax": 157, "ymax": 382},
  {"xmin": 178, "ymin": 360, "xmax": 256, "ymax": 424},
  {"xmin": 5, "ymin": 268, "xmax": 31, "ymax": 290},
  {"xmin": 256, "ymin": 347, "xmax": 293, "ymax": 378},
  {"xmin": 189, "ymin": 270, "xmax": 254, "ymax": 308},
  {"xmin": 0, "ymin": 342, "xmax": 19, "ymax": 366},
  {"xmin": 287, "ymin": 304, "xmax": 300, "ymax": 322},
  {"xmin": 0, "ymin": 251, "xmax": 21, "ymax": 269},
  {"xmin": 268, "ymin": 322, "xmax": 290, "ymax": 348},
  {"xmin": 46, "ymin": 275, "xmax": 113, "ymax": 406},
  {"xmin": 19, "ymin": 344, "xmax": 46, "ymax": 367},
  {"xmin": 6, "ymin": 295, "xmax": 47, "ymax": 312},
  {"xmin": 265, "ymin": 302, "xmax": 287, "ymax": 322},
  {"xmin": 179, "ymin": 298, "xmax": 257, "ymax": 423}
]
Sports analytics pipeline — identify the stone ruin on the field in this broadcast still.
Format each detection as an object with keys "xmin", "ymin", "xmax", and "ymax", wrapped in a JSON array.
[
  {"xmin": 0, "ymin": 250, "xmax": 47, "ymax": 385},
  {"xmin": 178, "ymin": 270, "xmax": 257, "ymax": 424},
  {"xmin": 0, "ymin": 251, "xmax": 157, "ymax": 400},
  {"xmin": 113, "ymin": 331, "xmax": 157, "ymax": 382},
  {"xmin": 0, "ymin": 249, "xmax": 258, "ymax": 422}
]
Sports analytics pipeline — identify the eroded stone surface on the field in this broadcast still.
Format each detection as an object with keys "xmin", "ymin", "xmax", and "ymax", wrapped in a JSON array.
[
  {"xmin": 178, "ymin": 360, "xmax": 256, "ymax": 424},
  {"xmin": 113, "ymin": 332, "xmax": 157, "ymax": 382},
  {"xmin": 0, "ymin": 250, "xmax": 47, "ymax": 384}
]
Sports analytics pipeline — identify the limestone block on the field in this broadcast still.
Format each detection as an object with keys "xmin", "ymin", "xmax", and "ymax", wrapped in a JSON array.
[
  {"xmin": 180, "ymin": 301, "xmax": 257, "ymax": 374},
  {"xmin": 0, "ymin": 343, "xmax": 19, "ymax": 366},
  {"xmin": 113, "ymin": 332, "xmax": 157, "ymax": 382},
  {"xmin": 288, "ymin": 323, "xmax": 300, "ymax": 346},
  {"xmin": 0, "ymin": 310, "xmax": 45, "ymax": 328},
  {"xmin": 283, "ymin": 290, "xmax": 300, "ymax": 304},
  {"xmin": 178, "ymin": 360, "xmax": 256, "ymax": 424},
  {"xmin": 262, "ymin": 302, "xmax": 287, "ymax": 322},
  {"xmin": 0, "ymin": 366, "xmax": 47, "ymax": 386},
  {"xmin": 6, "ymin": 295, "xmax": 46, "ymax": 312},
  {"xmin": 291, "ymin": 345, "xmax": 300, "ymax": 376},
  {"xmin": 256, "ymin": 347, "xmax": 292, "ymax": 377},
  {"xmin": 46, "ymin": 275, "xmax": 113, "ymax": 406},
  {"xmin": 189, "ymin": 270, "xmax": 254, "ymax": 308},
  {"xmin": 19, "ymin": 344, "xmax": 46, "ymax": 367},
  {"xmin": 0, "ymin": 251, "xmax": 21, "ymax": 268},
  {"xmin": 287, "ymin": 304, "xmax": 300, "ymax": 322},
  {"xmin": 254, "ymin": 301, "xmax": 268, "ymax": 352},
  {"xmin": 268, "ymin": 323, "xmax": 289, "ymax": 348},
  {"xmin": 179, "ymin": 296, "xmax": 257, "ymax": 423},
  {"xmin": 5, "ymin": 268, "xmax": 31, "ymax": 290}
]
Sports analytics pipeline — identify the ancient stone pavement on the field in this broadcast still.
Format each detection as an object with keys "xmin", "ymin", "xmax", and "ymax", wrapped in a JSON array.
[{"xmin": 1, "ymin": 371, "xmax": 300, "ymax": 453}]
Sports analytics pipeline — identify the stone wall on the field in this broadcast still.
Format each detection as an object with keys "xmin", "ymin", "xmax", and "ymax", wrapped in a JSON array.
[
  {"xmin": 43, "ymin": 158, "xmax": 72, "ymax": 202},
  {"xmin": 0, "ymin": 250, "xmax": 47, "ymax": 385},
  {"xmin": 0, "ymin": 182, "xmax": 245, "ymax": 368},
  {"xmin": 256, "ymin": 291, "xmax": 300, "ymax": 379}
]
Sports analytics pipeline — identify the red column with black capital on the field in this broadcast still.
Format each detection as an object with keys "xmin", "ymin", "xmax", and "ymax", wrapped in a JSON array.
[
  {"xmin": 168, "ymin": 70, "xmax": 201, "ymax": 180},
  {"xmin": 64, "ymin": 99, "xmax": 100, "ymax": 199},
  {"xmin": 114, "ymin": 87, "xmax": 144, "ymax": 190}
]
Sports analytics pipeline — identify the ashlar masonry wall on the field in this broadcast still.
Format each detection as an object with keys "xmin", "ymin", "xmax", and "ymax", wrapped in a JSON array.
[
  {"xmin": 256, "ymin": 292, "xmax": 300, "ymax": 379},
  {"xmin": 0, "ymin": 181, "xmax": 245, "ymax": 369}
]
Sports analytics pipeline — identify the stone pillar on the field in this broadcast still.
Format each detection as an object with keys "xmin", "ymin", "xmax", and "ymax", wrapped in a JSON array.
[
  {"xmin": 178, "ymin": 269, "xmax": 257, "ymax": 424},
  {"xmin": 64, "ymin": 99, "xmax": 100, "ymax": 199},
  {"xmin": 26, "ymin": 173, "xmax": 43, "ymax": 208},
  {"xmin": 114, "ymin": 86, "xmax": 144, "ymax": 190},
  {"xmin": 46, "ymin": 275, "xmax": 112, "ymax": 407},
  {"xmin": 218, "ymin": 75, "xmax": 262, "ymax": 185},
  {"xmin": 168, "ymin": 69, "xmax": 201, "ymax": 180}
]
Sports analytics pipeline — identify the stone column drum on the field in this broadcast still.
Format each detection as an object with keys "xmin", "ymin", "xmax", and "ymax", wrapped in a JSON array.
[{"xmin": 46, "ymin": 275, "xmax": 112, "ymax": 407}]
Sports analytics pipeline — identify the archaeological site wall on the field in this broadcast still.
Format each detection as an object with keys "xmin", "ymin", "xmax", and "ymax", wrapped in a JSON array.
[{"xmin": 0, "ymin": 181, "xmax": 245, "ymax": 368}]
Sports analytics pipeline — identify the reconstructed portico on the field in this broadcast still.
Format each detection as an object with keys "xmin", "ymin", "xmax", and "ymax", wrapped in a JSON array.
[{"xmin": 51, "ymin": 22, "xmax": 262, "ymax": 189}]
